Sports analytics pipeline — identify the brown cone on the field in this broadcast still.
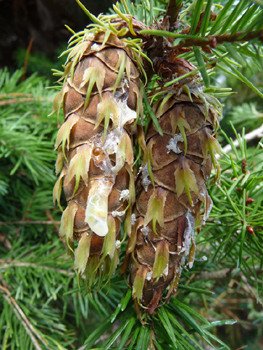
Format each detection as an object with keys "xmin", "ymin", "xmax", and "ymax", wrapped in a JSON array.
[
  {"xmin": 53, "ymin": 30, "xmax": 142, "ymax": 287},
  {"xmin": 128, "ymin": 58, "xmax": 221, "ymax": 313}
]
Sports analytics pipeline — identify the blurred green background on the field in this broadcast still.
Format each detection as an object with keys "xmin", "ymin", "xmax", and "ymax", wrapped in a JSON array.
[{"xmin": 0, "ymin": 0, "xmax": 114, "ymax": 80}]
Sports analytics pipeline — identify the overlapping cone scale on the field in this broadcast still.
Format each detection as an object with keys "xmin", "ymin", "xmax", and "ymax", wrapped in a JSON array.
[
  {"xmin": 53, "ymin": 29, "xmax": 142, "ymax": 288},
  {"xmin": 128, "ymin": 60, "xmax": 221, "ymax": 314}
]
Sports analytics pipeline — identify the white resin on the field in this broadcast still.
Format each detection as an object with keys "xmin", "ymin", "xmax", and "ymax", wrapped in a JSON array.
[
  {"xmin": 170, "ymin": 251, "xmax": 179, "ymax": 255},
  {"xmin": 101, "ymin": 129, "xmax": 127, "ymax": 175},
  {"xmin": 112, "ymin": 210, "xmax": 126, "ymax": 217},
  {"xmin": 146, "ymin": 270, "xmax": 153, "ymax": 281},
  {"xmin": 103, "ymin": 129, "xmax": 121, "ymax": 156},
  {"xmin": 85, "ymin": 33, "xmax": 95, "ymax": 40},
  {"xmin": 123, "ymin": 78, "xmax": 129, "ymax": 88},
  {"xmin": 202, "ymin": 193, "xmax": 213, "ymax": 225},
  {"xmin": 120, "ymin": 189, "xmax": 130, "ymax": 201},
  {"xmin": 91, "ymin": 43, "xmax": 100, "ymax": 51},
  {"xmin": 163, "ymin": 264, "xmax": 169, "ymax": 277},
  {"xmin": 85, "ymin": 180, "xmax": 112, "ymax": 237},
  {"xmin": 166, "ymin": 134, "xmax": 184, "ymax": 154},
  {"xmin": 141, "ymin": 165, "xmax": 151, "ymax": 192},
  {"xmin": 85, "ymin": 196, "xmax": 108, "ymax": 236},
  {"xmin": 141, "ymin": 226, "xmax": 150, "ymax": 236},
  {"xmin": 131, "ymin": 214, "xmax": 136, "ymax": 226},
  {"xmin": 83, "ymin": 89, "xmax": 137, "ymax": 237},
  {"xmin": 115, "ymin": 98, "xmax": 137, "ymax": 129},
  {"xmin": 183, "ymin": 212, "xmax": 196, "ymax": 256}
]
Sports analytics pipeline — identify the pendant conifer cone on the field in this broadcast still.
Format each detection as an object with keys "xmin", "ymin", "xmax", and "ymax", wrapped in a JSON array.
[
  {"xmin": 127, "ymin": 58, "xmax": 221, "ymax": 313},
  {"xmin": 53, "ymin": 28, "xmax": 143, "ymax": 287}
]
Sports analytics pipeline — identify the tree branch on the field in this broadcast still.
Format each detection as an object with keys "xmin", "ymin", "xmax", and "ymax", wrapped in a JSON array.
[
  {"xmin": 45, "ymin": 209, "xmax": 60, "ymax": 234},
  {"xmin": 217, "ymin": 124, "xmax": 263, "ymax": 157},
  {"xmin": 196, "ymin": 265, "xmax": 261, "ymax": 281},
  {"xmin": 0, "ymin": 284, "xmax": 51, "ymax": 350},
  {"xmin": 0, "ymin": 220, "xmax": 61, "ymax": 225},
  {"xmin": 176, "ymin": 29, "xmax": 263, "ymax": 49},
  {"xmin": 165, "ymin": 0, "xmax": 182, "ymax": 24},
  {"xmin": 0, "ymin": 260, "xmax": 74, "ymax": 276}
]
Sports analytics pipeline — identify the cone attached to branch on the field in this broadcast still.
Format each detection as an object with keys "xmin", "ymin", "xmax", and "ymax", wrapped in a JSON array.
[
  {"xmin": 127, "ymin": 58, "xmax": 221, "ymax": 313},
  {"xmin": 53, "ymin": 18, "xmax": 144, "ymax": 288}
]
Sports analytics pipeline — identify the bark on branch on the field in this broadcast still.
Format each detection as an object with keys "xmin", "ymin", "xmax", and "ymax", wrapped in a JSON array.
[
  {"xmin": 216, "ymin": 124, "xmax": 263, "ymax": 157},
  {"xmin": 176, "ymin": 29, "xmax": 263, "ymax": 49},
  {"xmin": 0, "ymin": 284, "xmax": 51, "ymax": 350}
]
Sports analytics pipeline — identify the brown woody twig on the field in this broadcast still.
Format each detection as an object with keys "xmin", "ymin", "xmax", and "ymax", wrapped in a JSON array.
[
  {"xmin": 176, "ymin": 29, "xmax": 263, "ymax": 49},
  {"xmin": 0, "ymin": 284, "xmax": 51, "ymax": 350}
]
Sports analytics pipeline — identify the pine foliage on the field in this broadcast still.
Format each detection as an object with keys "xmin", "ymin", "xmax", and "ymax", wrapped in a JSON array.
[{"xmin": 1, "ymin": 0, "xmax": 263, "ymax": 349}]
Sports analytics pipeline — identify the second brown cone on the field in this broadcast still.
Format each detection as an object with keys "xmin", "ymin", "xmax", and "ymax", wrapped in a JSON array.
[{"xmin": 125, "ymin": 58, "xmax": 221, "ymax": 314}]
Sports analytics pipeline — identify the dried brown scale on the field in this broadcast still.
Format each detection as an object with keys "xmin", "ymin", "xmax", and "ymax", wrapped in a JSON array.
[
  {"xmin": 53, "ymin": 30, "xmax": 143, "ymax": 286},
  {"xmin": 127, "ymin": 59, "xmax": 221, "ymax": 313}
]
